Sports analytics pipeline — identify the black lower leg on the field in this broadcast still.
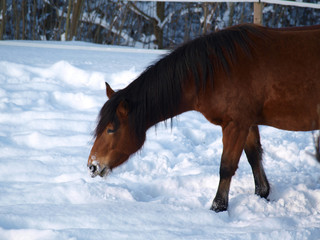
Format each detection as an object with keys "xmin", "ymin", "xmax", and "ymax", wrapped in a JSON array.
[
  {"xmin": 245, "ymin": 126, "xmax": 270, "ymax": 198},
  {"xmin": 246, "ymin": 148, "xmax": 270, "ymax": 198},
  {"xmin": 210, "ymin": 177, "xmax": 231, "ymax": 212}
]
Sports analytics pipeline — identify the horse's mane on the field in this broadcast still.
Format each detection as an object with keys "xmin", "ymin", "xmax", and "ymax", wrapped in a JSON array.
[{"xmin": 95, "ymin": 24, "xmax": 267, "ymax": 141}]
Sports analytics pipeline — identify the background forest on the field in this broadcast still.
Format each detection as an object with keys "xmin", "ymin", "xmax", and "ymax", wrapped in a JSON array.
[{"xmin": 0, "ymin": 0, "xmax": 320, "ymax": 49}]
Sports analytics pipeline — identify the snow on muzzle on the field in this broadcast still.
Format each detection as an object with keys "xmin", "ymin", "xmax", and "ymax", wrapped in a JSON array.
[{"xmin": 88, "ymin": 160, "xmax": 110, "ymax": 178}]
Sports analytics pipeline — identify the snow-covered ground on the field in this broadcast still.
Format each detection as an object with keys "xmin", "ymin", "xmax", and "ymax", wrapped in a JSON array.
[{"xmin": 0, "ymin": 41, "xmax": 320, "ymax": 240}]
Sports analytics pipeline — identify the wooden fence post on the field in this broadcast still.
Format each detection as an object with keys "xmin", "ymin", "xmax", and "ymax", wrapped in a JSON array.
[{"xmin": 253, "ymin": 1, "xmax": 263, "ymax": 25}]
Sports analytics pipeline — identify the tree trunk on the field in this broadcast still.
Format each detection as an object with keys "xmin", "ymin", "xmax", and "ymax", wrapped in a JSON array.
[
  {"xmin": 0, "ymin": 0, "xmax": 6, "ymax": 40},
  {"xmin": 202, "ymin": 3, "xmax": 208, "ymax": 34},
  {"xmin": 116, "ymin": 4, "xmax": 129, "ymax": 45},
  {"xmin": 106, "ymin": 2, "xmax": 118, "ymax": 43},
  {"xmin": 69, "ymin": 0, "xmax": 83, "ymax": 40},
  {"xmin": 155, "ymin": 2, "xmax": 165, "ymax": 49},
  {"xmin": 41, "ymin": 2, "xmax": 48, "ymax": 39},
  {"xmin": 13, "ymin": 0, "xmax": 19, "ymax": 39},
  {"xmin": 32, "ymin": 0, "xmax": 37, "ymax": 40},
  {"xmin": 65, "ymin": 0, "xmax": 72, "ymax": 40},
  {"xmin": 22, "ymin": 0, "xmax": 25, "ymax": 39},
  {"xmin": 55, "ymin": 1, "xmax": 67, "ymax": 40},
  {"xmin": 77, "ymin": 0, "xmax": 85, "ymax": 40},
  {"xmin": 184, "ymin": 3, "xmax": 190, "ymax": 42},
  {"xmin": 93, "ymin": 16, "xmax": 102, "ymax": 43},
  {"xmin": 240, "ymin": 3, "xmax": 245, "ymax": 23},
  {"xmin": 228, "ymin": 2, "xmax": 235, "ymax": 26}
]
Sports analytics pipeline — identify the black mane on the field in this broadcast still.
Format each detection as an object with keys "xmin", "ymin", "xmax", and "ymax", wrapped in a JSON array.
[{"xmin": 95, "ymin": 24, "xmax": 266, "ymax": 141}]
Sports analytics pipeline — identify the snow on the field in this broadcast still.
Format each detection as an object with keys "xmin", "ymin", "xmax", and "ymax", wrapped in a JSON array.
[{"xmin": 0, "ymin": 41, "xmax": 320, "ymax": 240}]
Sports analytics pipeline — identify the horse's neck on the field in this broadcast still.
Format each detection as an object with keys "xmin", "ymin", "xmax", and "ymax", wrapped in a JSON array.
[{"xmin": 144, "ymin": 78, "xmax": 198, "ymax": 130}]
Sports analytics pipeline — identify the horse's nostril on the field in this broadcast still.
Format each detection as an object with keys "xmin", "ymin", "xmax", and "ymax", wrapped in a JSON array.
[
  {"xmin": 88, "ymin": 160, "xmax": 101, "ymax": 178},
  {"xmin": 89, "ymin": 164, "xmax": 97, "ymax": 173}
]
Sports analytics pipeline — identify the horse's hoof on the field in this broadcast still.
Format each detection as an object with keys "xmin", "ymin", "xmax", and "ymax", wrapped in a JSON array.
[
  {"xmin": 210, "ymin": 200, "xmax": 228, "ymax": 212},
  {"xmin": 255, "ymin": 184, "xmax": 270, "ymax": 199}
]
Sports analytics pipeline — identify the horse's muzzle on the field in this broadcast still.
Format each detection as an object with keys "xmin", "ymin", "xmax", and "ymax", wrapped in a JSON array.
[{"xmin": 88, "ymin": 161, "xmax": 110, "ymax": 178}]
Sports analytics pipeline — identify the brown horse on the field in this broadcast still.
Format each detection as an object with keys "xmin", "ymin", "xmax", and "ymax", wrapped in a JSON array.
[{"xmin": 88, "ymin": 24, "xmax": 320, "ymax": 212}]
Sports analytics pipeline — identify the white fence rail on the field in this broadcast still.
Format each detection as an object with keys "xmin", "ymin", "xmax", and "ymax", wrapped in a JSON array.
[{"xmin": 131, "ymin": 0, "xmax": 320, "ymax": 9}]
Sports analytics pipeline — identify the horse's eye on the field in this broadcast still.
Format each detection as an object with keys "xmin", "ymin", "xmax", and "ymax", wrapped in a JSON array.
[{"xmin": 107, "ymin": 128, "xmax": 115, "ymax": 134}]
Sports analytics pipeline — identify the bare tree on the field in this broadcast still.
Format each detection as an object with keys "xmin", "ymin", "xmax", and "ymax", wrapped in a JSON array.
[
  {"xmin": 13, "ymin": 0, "xmax": 19, "ymax": 39},
  {"xmin": 228, "ymin": 3, "xmax": 235, "ymax": 26},
  {"xmin": 0, "ymin": 0, "xmax": 6, "ymax": 40},
  {"xmin": 155, "ymin": 2, "xmax": 165, "ymax": 49},
  {"xmin": 32, "ymin": 0, "xmax": 37, "ymax": 40},
  {"xmin": 69, "ymin": 0, "xmax": 83, "ymax": 40},
  {"xmin": 128, "ymin": 2, "xmax": 167, "ymax": 49},
  {"xmin": 65, "ymin": 0, "xmax": 72, "ymax": 40},
  {"xmin": 22, "ymin": 0, "xmax": 26, "ymax": 39}
]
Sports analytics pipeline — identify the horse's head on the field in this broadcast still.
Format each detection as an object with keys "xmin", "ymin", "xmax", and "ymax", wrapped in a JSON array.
[{"xmin": 87, "ymin": 83, "xmax": 144, "ymax": 178}]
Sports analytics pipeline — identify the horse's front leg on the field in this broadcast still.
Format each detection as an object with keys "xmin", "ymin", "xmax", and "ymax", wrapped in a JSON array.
[{"xmin": 210, "ymin": 122, "xmax": 249, "ymax": 212}]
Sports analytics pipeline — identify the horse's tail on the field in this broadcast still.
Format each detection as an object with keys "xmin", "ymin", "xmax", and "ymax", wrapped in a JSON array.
[{"xmin": 312, "ymin": 132, "xmax": 320, "ymax": 163}]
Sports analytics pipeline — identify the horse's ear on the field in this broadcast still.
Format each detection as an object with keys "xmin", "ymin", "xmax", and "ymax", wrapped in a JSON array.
[
  {"xmin": 117, "ymin": 100, "xmax": 129, "ymax": 119},
  {"xmin": 105, "ymin": 82, "xmax": 115, "ymax": 99}
]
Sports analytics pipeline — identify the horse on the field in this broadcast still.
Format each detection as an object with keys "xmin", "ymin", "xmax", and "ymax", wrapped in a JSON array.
[{"xmin": 88, "ymin": 24, "xmax": 320, "ymax": 212}]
